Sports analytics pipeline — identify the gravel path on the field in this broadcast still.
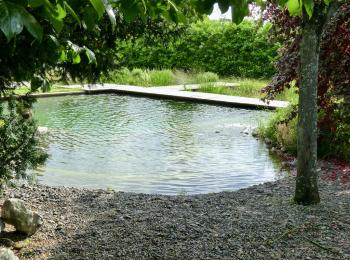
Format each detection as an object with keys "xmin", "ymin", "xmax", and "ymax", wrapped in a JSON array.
[{"xmin": 0, "ymin": 173, "xmax": 349, "ymax": 259}]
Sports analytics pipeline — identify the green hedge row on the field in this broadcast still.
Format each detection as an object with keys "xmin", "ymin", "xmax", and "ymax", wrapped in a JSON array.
[{"xmin": 115, "ymin": 19, "xmax": 280, "ymax": 78}]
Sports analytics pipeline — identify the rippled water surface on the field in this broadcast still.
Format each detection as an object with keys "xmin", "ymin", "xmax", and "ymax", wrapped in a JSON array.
[{"xmin": 33, "ymin": 94, "xmax": 285, "ymax": 194}]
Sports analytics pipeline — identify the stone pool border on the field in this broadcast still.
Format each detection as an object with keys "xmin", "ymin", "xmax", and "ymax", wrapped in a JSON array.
[{"xmin": 16, "ymin": 83, "xmax": 289, "ymax": 110}]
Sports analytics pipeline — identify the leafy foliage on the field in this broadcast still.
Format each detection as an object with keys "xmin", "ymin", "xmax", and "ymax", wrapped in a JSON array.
[
  {"xmin": 0, "ymin": 0, "xmax": 190, "ymax": 94},
  {"xmin": 115, "ymin": 19, "xmax": 280, "ymax": 78}
]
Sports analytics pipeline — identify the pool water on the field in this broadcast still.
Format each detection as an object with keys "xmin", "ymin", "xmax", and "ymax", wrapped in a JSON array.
[{"xmin": 33, "ymin": 94, "xmax": 286, "ymax": 195}]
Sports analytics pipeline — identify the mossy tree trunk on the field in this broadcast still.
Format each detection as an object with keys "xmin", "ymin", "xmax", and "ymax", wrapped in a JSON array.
[
  {"xmin": 294, "ymin": 12, "xmax": 321, "ymax": 205},
  {"xmin": 294, "ymin": 4, "xmax": 339, "ymax": 205}
]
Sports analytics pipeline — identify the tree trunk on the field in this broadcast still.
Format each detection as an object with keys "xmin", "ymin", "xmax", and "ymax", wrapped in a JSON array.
[{"xmin": 294, "ymin": 13, "xmax": 321, "ymax": 205}]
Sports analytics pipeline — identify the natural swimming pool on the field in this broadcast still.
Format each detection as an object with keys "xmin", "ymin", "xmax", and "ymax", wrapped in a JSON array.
[{"xmin": 33, "ymin": 94, "xmax": 286, "ymax": 195}]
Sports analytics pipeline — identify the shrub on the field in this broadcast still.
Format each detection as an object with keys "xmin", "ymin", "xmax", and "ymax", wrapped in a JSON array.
[
  {"xmin": 258, "ymin": 105, "xmax": 298, "ymax": 154},
  {"xmin": 332, "ymin": 122, "xmax": 350, "ymax": 162},
  {"xmin": 0, "ymin": 99, "xmax": 48, "ymax": 186},
  {"xmin": 259, "ymin": 105, "xmax": 350, "ymax": 162},
  {"xmin": 319, "ymin": 109, "xmax": 350, "ymax": 162}
]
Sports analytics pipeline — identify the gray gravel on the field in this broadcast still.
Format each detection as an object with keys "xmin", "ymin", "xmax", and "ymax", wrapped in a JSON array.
[{"xmin": 0, "ymin": 175, "xmax": 349, "ymax": 259}]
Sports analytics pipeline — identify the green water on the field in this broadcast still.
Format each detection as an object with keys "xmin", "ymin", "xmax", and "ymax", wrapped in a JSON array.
[{"xmin": 33, "ymin": 94, "xmax": 285, "ymax": 194}]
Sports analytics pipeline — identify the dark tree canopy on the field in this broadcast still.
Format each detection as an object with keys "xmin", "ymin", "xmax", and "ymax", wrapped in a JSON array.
[
  {"xmin": 0, "ymin": 0, "xmax": 192, "ymax": 186},
  {"xmin": 0, "ymin": 0, "xmax": 193, "ymax": 95}
]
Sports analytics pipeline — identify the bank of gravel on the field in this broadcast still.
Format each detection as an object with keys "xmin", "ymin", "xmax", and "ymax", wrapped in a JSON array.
[{"xmin": 0, "ymin": 174, "xmax": 349, "ymax": 259}]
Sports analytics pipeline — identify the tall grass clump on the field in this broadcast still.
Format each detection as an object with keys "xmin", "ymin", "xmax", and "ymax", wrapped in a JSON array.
[
  {"xmin": 258, "ymin": 105, "xmax": 298, "ymax": 154},
  {"xmin": 107, "ymin": 68, "xmax": 176, "ymax": 86},
  {"xmin": 194, "ymin": 72, "xmax": 219, "ymax": 83},
  {"xmin": 149, "ymin": 69, "xmax": 175, "ymax": 86},
  {"xmin": 197, "ymin": 78, "xmax": 267, "ymax": 98}
]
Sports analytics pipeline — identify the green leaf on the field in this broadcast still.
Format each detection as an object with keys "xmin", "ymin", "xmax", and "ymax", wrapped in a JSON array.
[
  {"xmin": 303, "ymin": 0, "xmax": 314, "ymax": 18},
  {"xmin": 59, "ymin": 50, "xmax": 67, "ymax": 62},
  {"xmin": 102, "ymin": 0, "xmax": 116, "ymax": 31},
  {"xmin": 84, "ymin": 46, "xmax": 96, "ymax": 64},
  {"xmin": 28, "ymin": 0, "xmax": 45, "ymax": 8},
  {"xmin": 167, "ymin": 0, "xmax": 179, "ymax": 12},
  {"xmin": 56, "ymin": 3, "xmax": 67, "ymax": 20},
  {"xmin": 48, "ymin": 34, "xmax": 59, "ymax": 46},
  {"xmin": 67, "ymin": 40, "xmax": 82, "ymax": 53},
  {"xmin": 89, "ymin": 0, "xmax": 105, "ymax": 19},
  {"xmin": 43, "ymin": 2, "xmax": 66, "ymax": 33},
  {"xmin": 82, "ymin": 7, "xmax": 98, "ymax": 30},
  {"xmin": 63, "ymin": 1, "xmax": 81, "ymax": 25},
  {"xmin": 0, "ymin": 1, "xmax": 43, "ymax": 41},
  {"xmin": 72, "ymin": 53, "xmax": 81, "ymax": 64},
  {"xmin": 0, "ymin": 2, "xmax": 23, "ymax": 41},
  {"xmin": 286, "ymin": 0, "xmax": 302, "ymax": 16},
  {"xmin": 20, "ymin": 5, "xmax": 43, "ymax": 41}
]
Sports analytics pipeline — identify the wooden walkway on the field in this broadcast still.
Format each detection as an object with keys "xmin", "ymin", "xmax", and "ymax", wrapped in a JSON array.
[
  {"xmin": 23, "ymin": 82, "xmax": 289, "ymax": 109},
  {"xmin": 80, "ymin": 83, "xmax": 289, "ymax": 109}
]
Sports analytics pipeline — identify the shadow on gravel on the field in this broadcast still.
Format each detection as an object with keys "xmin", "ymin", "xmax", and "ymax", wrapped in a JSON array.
[{"xmin": 0, "ymin": 231, "xmax": 28, "ymax": 247}]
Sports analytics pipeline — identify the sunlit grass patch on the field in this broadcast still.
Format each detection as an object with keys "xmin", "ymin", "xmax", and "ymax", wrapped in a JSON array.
[{"xmin": 197, "ymin": 77, "xmax": 298, "ymax": 102}]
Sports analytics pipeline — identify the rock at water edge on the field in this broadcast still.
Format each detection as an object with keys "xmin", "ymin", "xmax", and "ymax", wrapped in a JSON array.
[
  {"xmin": 0, "ymin": 248, "xmax": 19, "ymax": 260},
  {"xmin": 1, "ymin": 199, "xmax": 42, "ymax": 236}
]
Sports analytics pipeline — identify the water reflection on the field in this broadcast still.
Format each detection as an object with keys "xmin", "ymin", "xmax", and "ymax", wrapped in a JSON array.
[{"xmin": 32, "ymin": 94, "xmax": 286, "ymax": 195}]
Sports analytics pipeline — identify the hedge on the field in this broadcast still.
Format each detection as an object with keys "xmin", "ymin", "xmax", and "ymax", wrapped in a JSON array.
[{"xmin": 115, "ymin": 19, "xmax": 281, "ymax": 78}]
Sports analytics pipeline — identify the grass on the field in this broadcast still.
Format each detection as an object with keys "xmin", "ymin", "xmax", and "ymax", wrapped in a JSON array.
[
  {"xmin": 197, "ymin": 78, "xmax": 298, "ymax": 102},
  {"xmin": 106, "ymin": 68, "xmax": 177, "ymax": 87},
  {"xmin": 14, "ymin": 86, "xmax": 82, "ymax": 95},
  {"xmin": 106, "ymin": 68, "xmax": 221, "ymax": 86},
  {"xmin": 193, "ymin": 72, "xmax": 219, "ymax": 84},
  {"xmin": 257, "ymin": 104, "xmax": 298, "ymax": 155}
]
